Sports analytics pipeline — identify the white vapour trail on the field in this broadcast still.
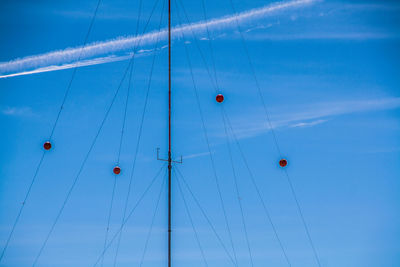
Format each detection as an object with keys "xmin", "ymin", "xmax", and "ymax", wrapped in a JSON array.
[
  {"xmin": 0, "ymin": 0, "xmax": 317, "ymax": 78},
  {"xmin": 0, "ymin": 55, "xmax": 132, "ymax": 79},
  {"xmin": 0, "ymin": 46, "xmax": 167, "ymax": 78}
]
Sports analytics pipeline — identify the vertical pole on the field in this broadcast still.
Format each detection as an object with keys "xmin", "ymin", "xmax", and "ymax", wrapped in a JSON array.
[{"xmin": 168, "ymin": 0, "xmax": 172, "ymax": 265}]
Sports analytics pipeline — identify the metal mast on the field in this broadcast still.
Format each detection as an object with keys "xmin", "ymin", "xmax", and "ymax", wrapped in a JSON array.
[{"xmin": 168, "ymin": 0, "xmax": 172, "ymax": 265}]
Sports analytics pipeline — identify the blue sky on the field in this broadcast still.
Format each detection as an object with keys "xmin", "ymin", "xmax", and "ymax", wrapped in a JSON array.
[{"xmin": 0, "ymin": 0, "xmax": 399, "ymax": 266}]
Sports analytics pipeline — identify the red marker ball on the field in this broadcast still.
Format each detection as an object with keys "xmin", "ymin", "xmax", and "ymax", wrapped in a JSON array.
[
  {"xmin": 43, "ymin": 141, "xmax": 52, "ymax": 150},
  {"xmin": 216, "ymin": 94, "xmax": 224, "ymax": 103},
  {"xmin": 279, "ymin": 159, "xmax": 288, "ymax": 167},
  {"xmin": 113, "ymin": 166, "xmax": 121, "ymax": 175}
]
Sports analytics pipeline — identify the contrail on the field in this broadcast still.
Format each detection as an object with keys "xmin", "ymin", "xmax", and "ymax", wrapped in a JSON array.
[
  {"xmin": 0, "ymin": 0, "xmax": 317, "ymax": 79},
  {"xmin": 0, "ymin": 55, "xmax": 131, "ymax": 79},
  {"xmin": 0, "ymin": 46, "xmax": 167, "ymax": 79}
]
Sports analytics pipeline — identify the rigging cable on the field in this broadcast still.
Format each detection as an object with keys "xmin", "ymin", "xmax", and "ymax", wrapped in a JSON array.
[
  {"xmin": 221, "ymin": 115, "xmax": 254, "ymax": 267},
  {"xmin": 100, "ymin": 169, "xmax": 118, "ymax": 267},
  {"xmin": 139, "ymin": 173, "xmax": 167, "ymax": 267},
  {"xmin": 182, "ymin": 31, "xmax": 291, "ymax": 264},
  {"xmin": 99, "ymin": 63, "xmax": 134, "ymax": 267},
  {"xmin": 31, "ymin": 56, "xmax": 135, "ymax": 267},
  {"xmin": 31, "ymin": 0, "xmax": 165, "ymax": 263},
  {"xmin": 100, "ymin": 0, "xmax": 144, "ymax": 265},
  {"xmin": 112, "ymin": 0, "xmax": 166, "ymax": 264},
  {"xmin": 173, "ymin": 1, "xmax": 292, "ymax": 265},
  {"xmin": 227, "ymin": 1, "xmax": 322, "ymax": 266},
  {"xmin": 222, "ymin": 108, "xmax": 292, "ymax": 266},
  {"xmin": 199, "ymin": 0, "xmax": 219, "ymax": 90},
  {"xmin": 175, "ymin": 167, "xmax": 236, "ymax": 266},
  {"xmin": 173, "ymin": 2, "xmax": 239, "ymax": 266},
  {"xmin": 197, "ymin": 0, "xmax": 255, "ymax": 264},
  {"xmin": 0, "ymin": 0, "xmax": 103, "ymax": 262},
  {"xmin": 173, "ymin": 2, "xmax": 310, "ymax": 266},
  {"xmin": 173, "ymin": 169, "xmax": 208, "ymax": 267},
  {"xmin": 92, "ymin": 164, "xmax": 167, "ymax": 267},
  {"xmin": 174, "ymin": 0, "xmax": 219, "ymax": 91}
]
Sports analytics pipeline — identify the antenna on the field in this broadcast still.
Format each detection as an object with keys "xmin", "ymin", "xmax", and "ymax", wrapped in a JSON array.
[
  {"xmin": 157, "ymin": 1, "xmax": 181, "ymax": 264},
  {"xmin": 168, "ymin": 0, "xmax": 172, "ymax": 265},
  {"xmin": 156, "ymin": 2, "xmax": 177, "ymax": 265}
]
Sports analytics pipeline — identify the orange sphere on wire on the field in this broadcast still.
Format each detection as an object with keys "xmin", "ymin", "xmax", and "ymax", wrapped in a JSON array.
[
  {"xmin": 43, "ymin": 141, "xmax": 52, "ymax": 150},
  {"xmin": 279, "ymin": 159, "xmax": 288, "ymax": 168},
  {"xmin": 216, "ymin": 94, "xmax": 224, "ymax": 103},
  {"xmin": 113, "ymin": 166, "xmax": 121, "ymax": 175}
]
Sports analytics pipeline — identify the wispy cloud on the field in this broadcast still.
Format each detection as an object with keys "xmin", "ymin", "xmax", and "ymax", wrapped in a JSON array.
[
  {"xmin": 182, "ymin": 151, "xmax": 211, "ymax": 160},
  {"xmin": 0, "ymin": 0, "xmax": 317, "ymax": 79},
  {"xmin": 0, "ymin": 47, "xmax": 165, "ymax": 79},
  {"xmin": 244, "ymin": 32, "xmax": 398, "ymax": 41},
  {"xmin": 228, "ymin": 97, "xmax": 400, "ymax": 139},
  {"xmin": 240, "ymin": 1, "xmax": 400, "ymax": 42},
  {"xmin": 1, "ymin": 106, "xmax": 35, "ymax": 117},
  {"xmin": 0, "ymin": 55, "xmax": 132, "ymax": 79},
  {"xmin": 340, "ymin": 2, "xmax": 400, "ymax": 11},
  {"xmin": 289, "ymin": 119, "xmax": 328, "ymax": 128},
  {"xmin": 54, "ymin": 10, "xmax": 140, "ymax": 21}
]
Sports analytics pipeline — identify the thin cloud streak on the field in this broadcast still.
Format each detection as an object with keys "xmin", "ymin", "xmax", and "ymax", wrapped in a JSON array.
[
  {"xmin": 245, "ymin": 32, "xmax": 398, "ymax": 41},
  {"xmin": 290, "ymin": 119, "xmax": 328, "ymax": 128},
  {"xmin": 0, "ymin": 0, "xmax": 317, "ymax": 79},
  {"xmin": 0, "ymin": 55, "xmax": 132, "ymax": 79},
  {"xmin": 228, "ymin": 97, "xmax": 400, "ymax": 139},
  {"xmin": 0, "ymin": 46, "xmax": 167, "ymax": 79},
  {"xmin": 182, "ymin": 151, "xmax": 211, "ymax": 160},
  {"xmin": 1, "ymin": 106, "xmax": 35, "ymax": 117}
]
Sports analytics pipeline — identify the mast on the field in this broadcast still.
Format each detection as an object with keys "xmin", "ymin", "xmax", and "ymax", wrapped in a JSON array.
[{"xmin": 168, "ymin": 0, "xmax": 172, "ymax": 265}]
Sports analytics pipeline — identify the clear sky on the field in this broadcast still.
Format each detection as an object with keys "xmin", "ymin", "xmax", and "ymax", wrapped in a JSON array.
[{"xmin": 0, "ymin": 0, "xmax": 399, "ymax": 266}]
